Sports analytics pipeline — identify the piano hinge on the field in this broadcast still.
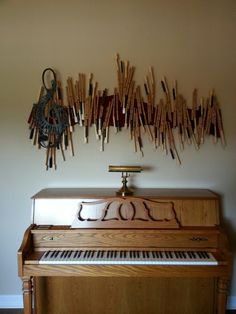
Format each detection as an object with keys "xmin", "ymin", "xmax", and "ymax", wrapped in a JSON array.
[{"xmin": 190, "ymin": 237, "xmax": 208, "ymax": 242}]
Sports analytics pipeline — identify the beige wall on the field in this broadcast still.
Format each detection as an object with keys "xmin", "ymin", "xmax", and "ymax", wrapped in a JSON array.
[{"xmin": 0, "ymin": 0, "xmax": 236, "ymax": 303}]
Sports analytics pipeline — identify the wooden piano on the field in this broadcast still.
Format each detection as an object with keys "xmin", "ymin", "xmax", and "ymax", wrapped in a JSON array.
[{"xmin": 18, "ymin": 188, "xmax": 232, "ymax": 314}]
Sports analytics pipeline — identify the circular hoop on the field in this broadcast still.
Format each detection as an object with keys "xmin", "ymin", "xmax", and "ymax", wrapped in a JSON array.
[{"xmin": 42, "ymin": 68, "xmax": 57, "ymax": 91}]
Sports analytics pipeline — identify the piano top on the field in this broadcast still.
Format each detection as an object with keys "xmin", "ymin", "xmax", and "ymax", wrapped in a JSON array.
[
  {"xmin": 32, "ymin": 188, "xmax": 219, "ymax": 200},
  {"xmin": 31, "ymin": 188, "xmax": 220, "ymax": 227}
]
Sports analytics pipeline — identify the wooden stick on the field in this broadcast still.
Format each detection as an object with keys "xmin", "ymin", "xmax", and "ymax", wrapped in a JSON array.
[
  {"xmin": 167, "ymin": 122, "xmax": 181, "ymax": 165},
  {"xmin": 216, "ymin": 101, "xmax": 226, "ymax": 146},
  {"xmin": 172, "ymin": 80, "xmax": 177, "ymax": 128},
  {"xmin": 161, "ymin": 76, "xmax": 172, "ymax": 120}
]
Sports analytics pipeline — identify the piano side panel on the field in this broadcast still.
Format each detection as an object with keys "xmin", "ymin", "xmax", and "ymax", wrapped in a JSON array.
[
  {"xmin": 18, "ymin": 224, "xmax": 35, "ymax": 277},
  {"xmin": 34, "ymin": 277, "xmax": 216, "ymax": 314}
]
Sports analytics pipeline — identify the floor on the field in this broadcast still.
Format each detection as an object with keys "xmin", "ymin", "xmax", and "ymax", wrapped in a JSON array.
[
  {"xmin": 0, "ymin": 311, "xmax": 22, "ymax": 314},
  {"xmin": 1, "ymin": 310, "xmax": 236, "ymax": 313}
]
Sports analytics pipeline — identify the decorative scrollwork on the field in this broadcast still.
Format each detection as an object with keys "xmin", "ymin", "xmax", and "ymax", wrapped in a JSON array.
[{"xmin": 72, "ymin": 197, "xmax": 180, "ymax": 229}]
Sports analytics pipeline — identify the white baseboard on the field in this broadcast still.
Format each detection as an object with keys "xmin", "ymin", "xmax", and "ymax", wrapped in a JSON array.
[
  {"xmin": 227, "ymin": 296, "xmax": 236, "ymax": 310},
  {"xmin": 0, "ymin": 294, "xmax": 235, "ymax": 309}
]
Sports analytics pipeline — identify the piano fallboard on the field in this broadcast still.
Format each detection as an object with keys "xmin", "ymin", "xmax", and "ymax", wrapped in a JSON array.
[{"xmin": 31, "ymin": 226, "xmax": 221, "ymax": 249}]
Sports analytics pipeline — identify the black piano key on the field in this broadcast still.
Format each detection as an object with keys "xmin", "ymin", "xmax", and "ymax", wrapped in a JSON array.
[
  {"xmin": 204, "ymin": 252, "xmax": 210, "ymax": 258},
  {"xmin": 71, "ymin": 251, "xmax": 77, "ymax": 258},
  {"xmin": 197, "ymin": 252, "xmax": 203, "ymax": 259},
  {"xmin": 60, "ymin": 250, "xmax": 66, "ymax": 258},
  {"xmin": 45, "ymin": 250, "xmax": 51, "ymax": 258},
  {"xmin": 187, "ymin": 252, "xmax": 193, "ymax": 259},
  {"xmin": 191, "ymin": 252, "xmax": 196, "ymax": 258},
  {"xmin": 54, "ymin": 251, "xmax": 60, "ymax": 258},
  {"xmin": 64, "ymin": 251, "xmax": 69, "ymax": 258},
  {"xmin": 68, "ymin": 250, "xmax": 73, "ymax": 258},
  {"xmin": 50, "ymin": 251, "xmax": 56, "ymax": 258},
  {"xmin": 74, "ymin": 250, "xmax": 79, "ymax": 258},
  {"xmin": 70, "ymin": 251, "xmax": 76, "ymax": 259},
  {"xmin": 201, "ymin": 251, "xmax": 207, "ymax": 259},
  {"xmin": 49, "ymin": 251, "xmax": 54, "ymax": 258},
  {"xmin": 55, "ymin": 251, "xmax": 60, "ymax": 258},
  {"xmin": 174, "ymin": 252, "xmax": 179, "ymax": 259}
]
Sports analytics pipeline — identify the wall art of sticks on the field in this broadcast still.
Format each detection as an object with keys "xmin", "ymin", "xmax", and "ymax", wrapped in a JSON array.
[{"xmin": 27, "ymin": 54, "xmax": 226, "ymax": 170}]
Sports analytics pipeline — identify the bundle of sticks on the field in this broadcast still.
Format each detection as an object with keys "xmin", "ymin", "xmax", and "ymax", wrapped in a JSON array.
[{"xmin": 28, "ymin": 55, "xmax": 226, "ymax": 169}]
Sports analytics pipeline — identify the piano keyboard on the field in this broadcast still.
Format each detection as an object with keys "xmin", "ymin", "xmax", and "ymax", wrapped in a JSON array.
[{"xmin": 39, "ymin": 250, "xmax": 218, "ymax": 266}]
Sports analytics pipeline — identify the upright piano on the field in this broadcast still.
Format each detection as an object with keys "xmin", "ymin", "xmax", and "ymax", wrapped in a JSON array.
[{"xmin": 18, "ymin": 188, "xmax": 232, "ymax": 314}]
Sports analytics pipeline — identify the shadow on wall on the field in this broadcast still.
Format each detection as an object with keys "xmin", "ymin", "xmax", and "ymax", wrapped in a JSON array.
[
  {"xmin": 221, "ymin": 212, "xmax": 236, "ymax": 294},
  {"xmin": 219, "ymin": 193, "xmax": 236, "ymax": 254}
]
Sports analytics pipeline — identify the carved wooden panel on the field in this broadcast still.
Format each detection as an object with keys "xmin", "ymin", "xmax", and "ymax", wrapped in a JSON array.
[{"xmin": 71, "ymin": 197, "xmax": 180, "ymax": 229}]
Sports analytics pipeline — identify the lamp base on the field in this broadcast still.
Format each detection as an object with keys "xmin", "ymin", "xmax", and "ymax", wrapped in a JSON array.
[
  {"xmin": 116, "ymin": 187, "xmax": 133, "ymax": 197},
  {"xmin": 116, "ymin": 172, "xmax": 133, "ymax": 197}
]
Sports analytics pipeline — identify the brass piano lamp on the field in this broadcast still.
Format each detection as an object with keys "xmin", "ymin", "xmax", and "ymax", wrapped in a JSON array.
[{"xmin": 108, "ymin": 165, "xmax": 142, "ymax": 196}]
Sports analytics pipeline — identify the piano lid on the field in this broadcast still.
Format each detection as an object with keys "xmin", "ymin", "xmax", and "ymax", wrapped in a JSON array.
[{"xmin": 32, "ymin": 188, "xmax": 219, "ymax": 200}]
